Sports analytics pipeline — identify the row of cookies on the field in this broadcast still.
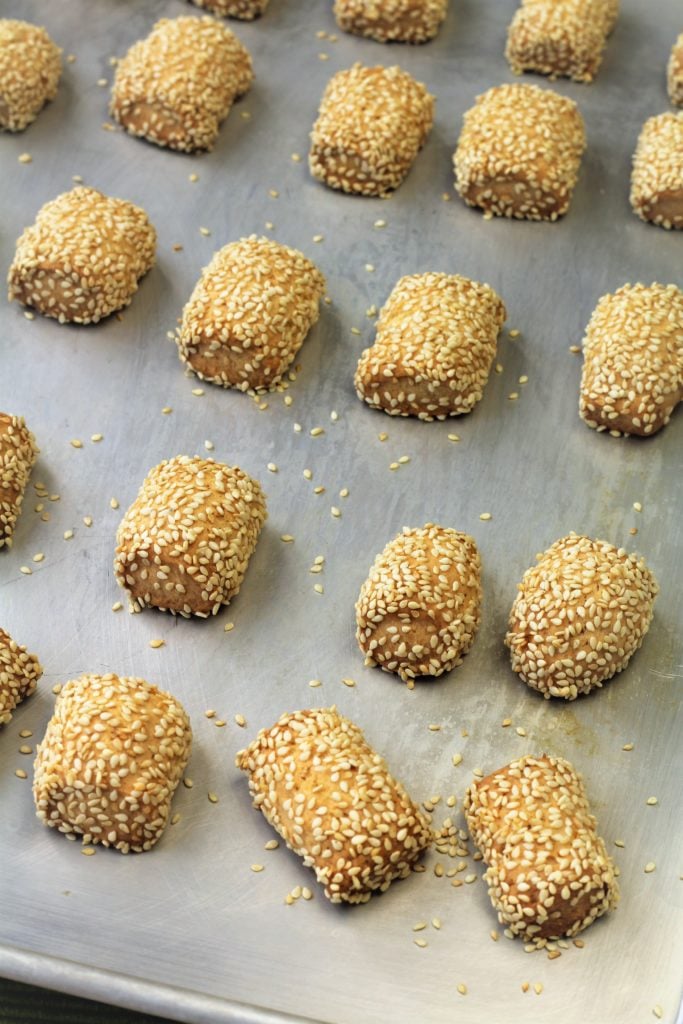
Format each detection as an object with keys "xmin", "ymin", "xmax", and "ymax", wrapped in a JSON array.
[
  {"xmin": 6, "ymin": 191, "xmax": 682, "ymax": 434},
  {"xmin": 2, "ymin": 17, "xmax": 681, "ymax": 226}
]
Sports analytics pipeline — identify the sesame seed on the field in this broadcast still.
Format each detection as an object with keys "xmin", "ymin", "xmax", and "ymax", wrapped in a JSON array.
[
  {"xmin": 240, "ymin": 111, "xmax": 251, "ymax": 121},
  {"xmin": 413, "ymin": 921, "xmax": 427, "ymax": 931},
  {"xmin": 515, "ymin": 726, "xmax": 527, "ymax": 737},
  {"xmin": 235, "ymin": 713, "xmax": 246, "ymax": 727},
  {"xmin": 81, "ymin": 847, "xmax": 96, "ymax": 856},
  {"xmin": 330, "ymin": 410, "xmax": 339, "ymax": 422},
  {"xmin": 331, "ymin": 506, "xmax": 341, "ymax": 518},
  {"xmin": 633, "ymin": 502, "xmax": 643, "ymax": 512},
  {"xmin": 374, "ymin": 219, "xmax": 387, "ymax": 228},
  {"xmin": 70, "ymin": 439, "xmax": 83, "ymax": 449},
  {"xmin": 264, "ymin": 839, "xmax": 279, "ymax": 850},
  {"xmin": 162, "ymin": 407, "xmax": 172, "ymax": 415},
  {"xmin": 646, "ymin": 796, "xmax": 658, "ymax": 806},
  {"xmin": 52, "ymin": 684, "xmax": 62, "ymax": 695},
  {"xmin": 32, "ymin": 552, "xmax": 44, "ymax": 563},
  {"xmin": 509, "ymin": 329, "xmax": 521, "ymax": 338},
  {"xmin": 521, "ymin": 982, "xmax": 530, "ymax": 993},
  {"xmin": 215, "ymin": 720, "xmax": 226, "ymax": 728},
  {"xmin": 24, "ymin": 311, "xmax": 35, "ymax": 320},
  {"xmin": 191, "ymin": 388, "xmax": 204, "ymax": 397},
  {"xmin": 171, "ymin": 813, "xmax": 181, "ymax": 825},
  {"xmin": 573, "ymin": 938, "xmax": 585, "ymax": 948},
  {"xmin": 490, "ymin": 930, "xmax": 499, "ymax": 941},
  {"xmin": 378, "ymin": 433, "xmax": 388, "ymax": 441},
  {"xmin": 204, "ymin": 440, "xmax": 214, "ymax": 451},
  {"xmin": 82, "ymin": 516, "xmax": 93, "ymax": 527},
  {"xmin": 91, "ymin": 433, "xmax": 103, "ymax": 442},
  {"xmin": 428, "ymin": 724, "xmax": 441, "ymax": 732},
  {"xmin": 110, "ymin": 498, "xmax": 119, "ymax": 510},
  {"xmin": 284, "ymin": 395, "xmax": 293, "ymax": 407},
  {"xmin": 314, "ymin": 583, "xmax": 324, "ymax": 594},
  {"xmin": 365, "ymin": 264, "xmax": 375, "ymax": 273},
  {"xmin": 199, "ymin": 227, "xmax": 211, "ymax": 237},
  {"xmin": 318, "ymin": 52, "xmax": 329, "ymax": 60},
  {"xmin": 519, "ymin": 375, "xmax": 529, "ymax": 384},
  {"xmin": 19, "ymin": 730, "xmax": 32, "ymax": 738},
  {"xmin": 183, "ymin": 777, "xmax": 193, "ymax": 789},
  {"xmin": 432, "ymin": 918, "xmax": 442, "ymax": 930},
  {"xmin": 310, "ymin": 427, "xmax": 324, "ymax": 437},
  {"xmin": 149, "ymin": 639, "xmax": 165, "ymax": 649},
  {"xmin": 224, "ymin": 622, "xmax": 235, "ymax": 632},
  {"xmin": 314, "ymin": 486, "xmax": 325, "ymax": 495},
  {"xmin": 341, "ymin": 678, "xmax": 356, "ymax": 688},
  {"xmin": 207, "ymin": 792, "xmax": 219, "ymax": 804},
  {"xmin": 112, "ymin": 601, "xmax": 123, "ymax": 612},
  {"xmin": 312, "ymin": 234, "xmax": 324, "ymax": 243},
  {"xmin": 534, "ymin": 983, "xmax": 543, "ymax": 995},
  {"xmin": 63, "ymin": 530, "xmax": 74, "ymax": 541},
  {"xmin": 19, "ymin": 566, "xmax": 32, "ymax": 575},
  {"xmin": 508, "ymin": 392, "xmax": 519, "ymax": 400},
  {"xmin": 644, "ymin": 862, "xmax": 656, "ymax": 873},
  {"xmin": 205, "ymin": 709, "xmax": 216, "ymax": 719},
  {"xmin": 479, "ymin": 512, "xmax": 492, "ymax": 521},
  {"xmin": 267, "ymin": 462, "xmax": 278, "ymax": 473},
  {"xmin": 447, "ymin": 434, "xmax": 460, "ymax": 442},
  {"xmin": 302, "ymin": 887, "xmax": 313, "ymax": 900},
  {"xmin": 251, "ymin": 863, "xmax": 264, "ymax": 872},
  {"xmin": 18, "ymin": 153, "xmax": 32, "ymax": 164},
  {"xmin": 269, "ymin": 189, "xmax": 279, "ymax": 198},
  {"xmin": 398, "ymin": 455, "xmax": 410, "ymax": 464},
  {"xmin": 614, "ymin": 839, "xmax": 625, "ymax": 848},
  {"xmin": 653, "ymin": 1006, "xmax": 663, "ymax": 1019},
  {"xmin": 280, "ymin": 535, "xmax": 294, "ymax": 543},
  {"xmin": 622, "ymin": 743, "xmax": 634, "ymax": 751},
  {"xmin": 457, "ymin": 984, "xmax": 467, "ymax": 996},
  {"xmin": 291, "ymin": 153, "xmax": 302, "ymax": 162},
  {"xmin": 14, "ymin": 769, "xmax": 27, "ymax": 779},
  {"xmin": 414, "ymin": 938, "xmax": 427, "ymax": 948}
]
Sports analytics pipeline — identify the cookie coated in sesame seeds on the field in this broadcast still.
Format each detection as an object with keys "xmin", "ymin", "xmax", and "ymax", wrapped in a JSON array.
[
  {"xmin": 668, "ymin": 34, "xmax": 683, "ymax": 106},
  {"xmin": 33, "ymin": 673, "xmax": 191, "ymax": 853},
  {"xmin": 453, "ymin": 83, "xmax": 586, "ymax": 220},
  {"xmin": 464, "ymin": 755, "xmax": 619, "ymax": 943},
  {"xmin": 188, "ymin": 0, "xmax": 269, "ymax": 18},
  {"xmin": 178, "ymin": 236, "xmax": 326, "ymax": 391},
  {"xmin": 505, "ymin": 0, "xmax": 613, "ymax": 83},
  {"xmin": 114, "ymin": 455, "xmax": 267, "ymax": 617},
  {"xmin": 0, "ymin": 413, "xmax": 38, "ymax": 548},
  {"xmin": 579, "ymin": 283, "xmax": 683, "ymax": 437},
  {"xmin": 355, "ymin": 524, "xmax": 482, "ymax": 682},
  {"xmin": 111, "ymin": 17, "xmax": 253, "ymax": 152},
  {"xmin": 8, "ymin": 186, "xmax": 156, "ymax": 324},
  {"xmin": 354, "ymin": 273, "xmax": 506, "ymax": 420},
  {"xmin": 0, "ymin": 628, "xmax": 42, "ymax": 725},
  {"xmin": 506, "ymin": 532, "xmax": 658, "ymax": 700},
  {"xmin": 236, "ymin": 707, "xmax": 433, "ymax": 903},
  {"xmin": 309, "ymin": 63, "xmax": 434, "ymax": 196},
  {"xmin": 334, "ymin": 0, "xmax": 448, "ymax": 44},
  {"xmin": 522, "ymin": 0, "xmax": 619, "ymax": 32},
  {"xmin": 0, "ymin": 20, "xmax": 61, "ymax": 132},
  {"xmin": 630, "ymin": 112, "xmax": 683, "ymax": 229}
]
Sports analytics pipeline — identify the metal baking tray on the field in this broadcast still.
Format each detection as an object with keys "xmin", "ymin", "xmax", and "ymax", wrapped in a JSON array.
[{"xmin": 1, "ymin": 0, "xmax": 681, "ymax": 1022}]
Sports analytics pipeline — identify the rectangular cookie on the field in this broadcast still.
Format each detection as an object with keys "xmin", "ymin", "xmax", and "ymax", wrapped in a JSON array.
[
  {"xmin": 0, "ymin": 412, "xmax": 38, "ymax": 548},
  {"xmin": 0, "ymin": 19, "xmax": 61, "ymax": 132},
  {"xmin": 236, "ymin": 707, "xmax": 432, "ymax": 902},
  {"xmin": 505, "ymin": 0, "xmax": 610, "ymax": 83},
  {"xmin": 354, "ymin": 272, "xmax": 506, "ymax": 419},
  {"xmin": 189, "ymin": 0, "xmax": 269, "ymax": 18},
  {"xmin": 309, "ymin": 63, "xmax": 434, "ymax": 196},
  {"xmin": 0, "ymin": 628, "xmax": 42, "ymax": 725},
  {"xmin": 8, "ymin": 186, "xmax": 156, "ymax": 324},
  {"xmin": 333, "ymin": 0, "xmax": 448, "ymax": 44},
  {"xmin": 33, "ymin": 673, "xmax": 191, "ymax": 853},
  {"xmin": 630, "ymin": 112, "xmax": 683, "ymax": 230},
  {"xmin": 110, "ymin": 16, "xmax": 253, "ymax": 152},
  {"xmin": 668, "ymin": 34, "xmax": 683, "ymax": 106},
  {"xmin": 178, "ymin": 236, "xmax": 326, "ymax": 391},
  {"xmin": 453, "ymin": 82, "xmax": 586, "ymax": 220},
  {"xmin": 114, "ymin": 455, "xmax": 267, "ymax": 617},
  {"xmin": 464, "ymin": 754, "xmax": 619, "ymax": 944},
  {"xmin": 579, "ymin": 283, "xmax": 683, "ymax": 436}
]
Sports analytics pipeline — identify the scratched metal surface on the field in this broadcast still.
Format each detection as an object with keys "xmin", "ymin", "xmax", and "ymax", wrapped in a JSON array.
[{"xmin": 0, "ymin": 0, "xmax": 681, "ymax": 1022}]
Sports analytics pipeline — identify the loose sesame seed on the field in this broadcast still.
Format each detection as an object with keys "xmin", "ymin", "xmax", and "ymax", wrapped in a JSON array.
[
  {"xmin": 18, "ymin": 153, "xmax": 32, "ymax": 164},
  {"xmin": 331, "ymin": 506, "xmax": 341, "ymax": 518},
  {"xmin": 428, "ymin": 724, "xmax": 441, "ymax": 732},
  {"xmin": 312, "ymin": 234, "xmax": 324, "ymax": 243},
  {"xmin": 432, "ymin": 918, "xmax": 442, "ymax": 930},
  {"xmin": 204, "ymin": 440, "xmax": 214, "ymax": 451},
  {"xmin": 91, "ymin": 433, "xmax": 103, "ymax": 442},
  {"xmin": 547, "ymin": 950, "xmax": 562, "ymax": 960},
  {"xmin": 224, "ymin": 622, "xmax": 235, "ymax": 632},
  {"xmin": 149, "ymin": 638, "xmax": 165, "ymax": 649},
  {"xmin": 81, "ymin": 847, "xmax": 96, "ymax": 856},
  {"xmin": 389, "ymin": 462, "xmax": 399, "ymax": 471},
  {"xmin": 302, "ymin": 887, "xmax": 313, "ymax": 900},
  {"xmin": 192, "ymin": 388, "xmax": 204, "ymax": 397},
  {"xmin": 19, "ymin": 730, "xmax": 33, "ymax": 738},
  {"xmin": 614, "ymin": 839, "xmax": 625, "ymax": 848},
  {"xmin": 82, "ymin": 516, "xmax": 93, "ymax": 527},
  {"xmin": 457, "ymin": 984, "xmax": 467, "ymax": 996},
  {"xmin": 342, "ymin": 678, "xmax": 355, "ymax": 688},
  {"xmin": 110, "ymin": 498, "xmax": 119, "ymax": 510},
  {"xmin": 318, "ymin": 52, "xmax": 329, "ymax": 60},
  {"xmin": 215, "ymin": 720, "xmax": 226, "ymax": 728},
  {"xmin": 508, "ymin": 392, "xmax": 519, "ymax": 400},
  {"xmin": 515, "ymin": 726, "xmax": 527, "ymax": 737},
  {"xmin": 569, "ymin": 344, "xmax": 581, "ymax": 353},
  {"xmin": 490, "ymin": 930, "xmax": 499, "ymax": 941},
  {"xmin": 291, "ymin": 152, "xmax": 301, "ymax": 162},
  {"xmin": 622, "ymin": 743, "xmax": 634, "ymax": 751},
  {"xmin": 162, "ymin": 407, "xmax": 172, "ymax": 415},
  {"xmin": 314, "ymin": 583, "xmax": 324, "ymax": 594},
  {"xmin": 644, "ymin": 862, "xmax": 656, "ymax": 873},
  {"xmin": 633, "ymin": 502, "xmax": 643, "ymax": 512},
  {"xmin": 479, "ymin": 512, "xmax": 492, "ymax": 521},
  {"xmin": 280, "ymin": 534, "xmax": 294, "ymax": 543},
  {"xmin": 62, "ymin": 530, "xmax": 74, "ymax": 541},
  {"xmin": 32, "ymin": 552, "xmax": 44, "ymax": 562},
  {"xmin": 112, "ymin": 601, "xmax": 123, "ymax": 612},
  {"xmin": 534, "ymin": 983, "xmax": 543, "ymax": 995},
  {"xmin": 52, "ymin": 684, "xmax": 62, "ymax": 695},
  {"xmin": 240, "ymin": 111, "xmax": 251, "ymax": 121},
  {"xmin": 14, "ymin": 769, "xmax": 27, "ymax": 779},
  {"xmin": 646, "ymin": 796, "xmax": 658, "ymax": 805},
  {"xmin": 183, "ymin": 777, "xmax": 193, "ymax": 789},
  {"xmin": 19, "ymin": 566, "xmax": 32, "ymax": 575},
  {"xmin": 199, "ymin": 227, "xmax": 211, "ymax": 236},
  {"xmin": 235, "ymin": 713, "xmax": 246, "ymax": 727},
  {"xmin": 521, "ymin": 982, "xmax": 530, "ymax": 993},
  {"xmin": 251, "ymin": 864, "xmax": 264, "ymax": 872},
  {"xmin": 24, "ymin": 311, "xmax": 35, "ymax": 320},
  {"xmin": 464, "ymin": 874, "xmax": 477, "ymax": 884},
  {"xmin": 70, "ymin": 439, "xmax": 83, "ymax": 449},
  {"xmin": 414, "ymin": 938, "xmax": 427, "ymax": 948},
  {"xmin": 509, "ymin": 329, "xmax": 520, "ymax": 338},
  {"xmin": 267, "ymin": 462, "xmax": 278, "ymax": 473},
  {"xmin": 365, "ymin": 263, "xmax": 375, "ymax": 273},
  {"xmin": 413, "ymin": 921, "xmax": 427, "ymax": 931},
  {"xmin": 447, "ymin": 433, "xmax": 460, "ymax": 442},
  {"xmin": 519, "ymin": 375, "xmax": 529, "ymax": 384},
  {"xmin": 573, "ymin": 938, "xmax": 585, "ymax": 948},
  {"xmin": 653, "ymin": 1006, "xmax": 663, "ymax": 1019},
  {"xmin": 313, "ymin": 486, "xmax": 325, "ymax": 495},
  {"xmin": 374, "ymin": 219, "xmax": 387, "ymax": 228},
  {"xmin": 170, "ymin": 813, "xmax": 181, "ymax": 826},
  {"xmin": 310, "ymin": 427, "xmax": 324, "ymax": 437}
]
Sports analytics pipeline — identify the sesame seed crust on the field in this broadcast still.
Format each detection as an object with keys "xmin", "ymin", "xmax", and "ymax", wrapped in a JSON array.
[
  {"xmin": 110, "ymin": 17, "xmax": 253, "ymax": 153},
  {"xmin": 668, "ymin": 34, "xmax": 683, "ymax": 106},
  {"xmin": 188, "ymin": 0, "xmax": 269, "ymax": 19},
  {"xmin": 579, "ymin": 283, "xmax": 683, "ymax": 437},
  {"xmin": 0, "ymin": 412, "xmax": 38, "ymax": 548},
  {"xmin": 355, "ymin": 524, "xmax": 482, "ymax": 681},
  {"xmin": 630, "ymin": 112, "xmax": 683, "ymax": 229},
  {"xmin": 333, "ymin": 0, "xmax": 448, "ymax": 44},
  {"xmin": 464, "ymin": 754, "xmax": 619, "ymax": 942},
  {"xmin": 0, "ymin": 20, "xmax": 61, "ymax": 132},
  {"xmin": 354, "ymin": 273, "xmax": 506, "ymax": 420},
  {"xmin": 505, "ymin": 532, "xmax": 658, "ymax": 700},
  {"xmin": 453, "ymin": 83, "xmax": 586, "ymax": 220},
  {"xmin": 33, "ymin": 673, "xmax": 192, "ymax": 853},
  {"xmin": 7, "ymin": 187, "xmax": 156, "ymax": 325},
  {"xmin": 178, "ymin": 236, "xmax": 326, "ymax": 391},
  {"xmin": 114, "ymin": 455, "xmax": 267, "ymax": 617},
  {"xmin": 521, "ymin": 0, "xmax": 619, "ymax": 34},
  {"xmin": 236, "ymin": 707, "xmax": 433, "ymax": 903},
  {"xmin": 0, "ymin": 628, "xmax": 42, "ymax": 725},
  {"xmin": 309, "ymin": 63, "xmax": 434, "ymax": 197},
  {"xmin": 505, "ymin": 0, "xmax": 612, "ymax": 84}
]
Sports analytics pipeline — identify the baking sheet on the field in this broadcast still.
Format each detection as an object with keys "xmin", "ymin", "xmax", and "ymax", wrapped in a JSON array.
[{"xmin": 0, "ymin": 0, "xmax": 681, "ymax": 1022}]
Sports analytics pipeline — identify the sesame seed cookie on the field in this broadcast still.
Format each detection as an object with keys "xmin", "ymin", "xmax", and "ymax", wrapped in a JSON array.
[
  {"xmin": 465, "ymin": 755, "xmax": 619, "ymax": 943},
  {"xmin": 8, "ymin": 187, "xmax": 156, "ymax": 325},
  {"xmin": 579, "ymin": 283, "xmax": 683, "ymax": 437},
  {"xmin": 309, "ymin": 63, "xmax": 434, "ymax": 196},
  {"xmin": 0, "ymin": 20, "xmax": 61, "ymax": 132},
  {"xmin": 630, "ymin": 112, "xmax": 683, "ymax": 229},
  {"xmin": 177, "ymin": 236, "xmax": 326, "ymax": 391},
  {"xmin": 111, "ymin": 17, "xmax": 253, "ymax": 153},
  {"xmin": 115, "ymin": 456, "xmax": 267, "ymax": 617},
  {"xmin": 0, "ymin": 413, "xmax": 38, "ymax": 548},
  {"xmin": 334, "ymin": 0, "xmax": 447, "ymax": 44},
  {"xmin": 189, "ymin": 0, "xmax": 269, "ymax": 18},
  {"xmin": 505, "ymin": 533, "xmax": 658, "ymax": 700},
  {"xmin": 33, "ymin": 673, "xmax": 191, "ymax": 853},
  {"xmin": 668, "ymin": 34, "xmax": 683, "ymax": 106},
  {"xmin": 0, "ymin": 628, "xmax": 42, "ymax": 725},
  {"xmin": 453, "ymin": 83, "xmax": 586, "ymax": 220},
  {"xmin": 236, "ymin": 707, "xmax": 432, "ymax": 903},
  {"xmin": 506, "ymin": 0, "xmax": 612, "ymax": 84},
  {"xmin": 356, "ymin": 524, "xmax": 482, "ymax": 683},
  {"xmin": 354, "ymin": 273, "xmax": 506, "ymax": 420}
]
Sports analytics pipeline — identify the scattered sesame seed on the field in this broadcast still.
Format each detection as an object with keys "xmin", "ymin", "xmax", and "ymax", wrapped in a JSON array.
[
  {"xmin": 309, "ymin": 679, "xmax": 322, "ymax": 688},
  {"xmin": 110, "ymin": 498, "xmax": 119, "ymax": 510},
  {"xmin": 204, "ymin": 440, "xmax": 214, "ymax": 451},
  {"xmin": 515, "ymin": 726, "xmax": 527, "ymax": 737},
  {"xmin": 314, "ymin": 583, "xmax": 324, "ymax": 594},
  {"xmin": 490, "ymin": 930, "xmax": 499, "ymax": 941},
  {"xmin": 18, "ymin": 153, "xmax": 32, "ymax": 164},
  {"xmin": 573, "ymin": 938, "xmax": 585, "ymax": 948},
  {"xmin": 240, "ymin": 110, "xmax": 251, "ymax": 120},
  {"xmin": 312, "ymin": 234, "xmax": 324, "ymax": 243},
  {"xmin": 24, "ymin": 311, "xmax": 35, "ymax": 320},
  {"xmin": 464, "ymin": 874, "xmax": 477, "ymax": 884},
  {"xmin": 280, "ymin": 534, "xmax": 294, "ymax": 543},
  {"xmin": 330, "ymin": 410, "xmax": 339, "ymax": 422},
  {"xmin": 182, "ymin": 777, "xmax": 193, "ymax": 789},
  {"xmin": 19, "ymin": 566, "xmax": 32, "ymax": 575},
  {"xmin": 633, "ymin": 502, "xmax": 643, "ymax": 512},
  {"xmin": 508, "ymin": 392, "xmax": 519, "ymax": 400},
  {"xmin": 32, "ymin": 552, "xmax": 44, "ymax": 563},
  {"xmin": 413, "ymin": 921, "xmax": 427, "ymax": 932},
  {"xmin": 82, "ymin": 516, "xmax": 93, "ymax": 527},
  {"xmin": 224, "ymin": 622, "xmax": 235, "ymax": 632},
  {"xmin": 519, "ymin": 375, "xmax": 529, "ymax": 384},
  {"xmin": 502, "ymin": 718, "xmax": 512, "ymax": 727},
  {"xmin": 318, "ymin": 52, "xmax": 329, "ymax": 60},
  {"xmin": 389, "ymin": 462, "xmax": 399, "ymax": 471},
  {"xmin": 646, "ymin": 796, "xmax": 658, "ymax": 805},
  {"xmin": 614, "ymin": 839, "xmax": 625, "ymax": 848},
  {"xmin": 509, "ymin": 329, "xmax": 521, "ymax": 338},
  {"xmin": 472, "ymin": 767, "xmax": 484, "ymax": 778},
  {"xmin": 208, "ymin": 792, "xmax": 219, "ymax": 804},
  {"xmin": 52, "ymin": 684, "xmax": 62, "ymax": 695},
  {"xmin": 81, "ymin": 846, "xmax": 96, "ymax": 856},
  {"xmin": 314, "ymin": 486, "xmax": 325, "ymax": 495},
  {"xmin": 339, "ymin": 487, "xmax": 349, "ymax": 498},
  {"xmin": 162, "ymin": 407, "xmax": 172, "ymax": 415},
  {"xmin": 291, "ymin": 152, "xmax": 302, "ymax": 162},
  {"xmin": 441, "ymin": 192, "xmax": 451, "ymax": 201},
  {"xmin": 284, "ymin": 395, "xmax": 293, "ymax": 407},
  {"xmin": 331, "ymin": 506, "xmax": 341, "ymax": 518},
  {"xmin": 653, "ymin": 1006, "xmax": 663, "ymax": 1019},
  {"xmin": 149, "ymin": 639, "xmax": 165, "ymax": 649},
  {"xmin": 302, "ymin": 887, "xmax": 313, "ymax": 900},
  {"xmin": 234, "ymin": 713, "xmax": 246, "ymax": 727},
  {"xmin": 365, "ymin": 263, "xmax": 375, "ymax": 273},
  {"xmin": 547, "ymin": 950, "xmax": 562, "ymax": 960},
  {"xmin": 70, "ymin": 439, "xmax": 83, "ymax": 449},
  {"xmin": 19, "ymin": 729, "xmax": 32, "ymax": 739},
  {"xmin": 521, "ymin": 982, "xmax": 530, "ymax": 993},
  {"xmin": 457, "ymin": 984, "xmax": 467, "ymax": 996},
  {"xmin": 199, "ymin": 227, "xmax": 211, "ymax": 237},
  {"xmin": 170, "ymin": 813, "xmax": 181, "ymax": 825},
  {"xmin": 374, "ymin": 219, "xmax": 387, "ymax": 228},
  {"xmin": 569, "ymin": 344, "xmax": 581, "ymax": 353},
  {"xmin": 112, "ymin": 601, "xmax": 123, "ymax": 612},
  {"xmin": 351, "ymin": 327, "xmax": 361, "ymax": 336},
  {"xmin": 495, "ymin": 363, "xmax": 504, "ymax": 374},
  {"xmin": 269, "ymin": 189, "xmax": 279, "ymax": 198},
  {"xmin": 398, "ymin": 455, "xmax": 410, "ymax": 464},
  {"xmin": 14, "ymin": 769, "xmax": 28, "ymax": 779},
  {"xmin": 310, "ymin": 427, "xmax": 325, "ymax": 437},
  {"xmin": 341, "ymin": 678, "xmax": 356, "ymax": 688},
  {"xmin": 378, "ymin": 432, "xmax": 388, "ymax": 442},
  {"xmin": 414, "ymin": 938, "xmax": 427, "ymax": 948},
  {"xmin": 428, "ymin": 724, "xmax": 441, "ymax": 732},
  {"xmin": 215, "ymin": 720, "xmax": 226, "ymax": 728},
  {"xmin": 267, "ymin": 462, "xmax": 278, "ymax": 473},
  {"xmin": 432, "ymin": 917, "xmax": 442, "ymax": 930},
  {"xmin": 63, "ymin": 530, "xmax": 74, "ymax": 541},
  {"xmin": 434, "ymin": 863, "xmax": 444, "ymax": 877},
  {"xmin": 534, "ymin": 983, "xmax": 543, "ymax": 995},
  {"xmin": 251, "ymin": 864, "xmax": 264, "ymax": 873},
  {"xmin": 479, "ymin": 512, "xmax": 492, "ymax": 521},
  {"xmin": 644, "ymin": 862, "xmax": 656, "ymax": 873},
  {"xmin": 622, "ymin": 743, "xmax": 634, "ymax": 751},
  {"xmin": 191, "ymin": 388, "xmax": 204, "ymax": 396}
]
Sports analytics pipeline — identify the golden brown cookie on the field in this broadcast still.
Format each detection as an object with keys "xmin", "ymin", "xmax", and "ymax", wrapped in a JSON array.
[
  {"xmin": 115, "ymin": 456, "xmax": 267, "ymax": 617},
  {"xmin": 309, "ymin": 63, "xmax": 434, "ymax": 196},
  {"xmin": 189, "ymin": 0, "xmax": 269, "ymax": 18},
  {"xmin": 0, "ymin": 413, "xmax": 38, "ymax": 548},
  {"xmin": 506, "ymin": 533, "xmax": 658, "ymax": 699},
  {"xmin": 33, "ymin": 673, "xmax": 191, "ymax": 853},
  {"xmin": 453, "ymin": 83, "xmax": 586, "ymax": 220},
  {"xmin": 579, "ymin": 283, "xmax": 683, "ymax": 436},
  {"xmin": 236, "ymin": 707, "xmax": 432, "ymax": 902},
  {"xmin": 630, "ymin": 112, "xmax": 683, "ymax": 229},
  {"xmin": 505, "ymin": 0, "xmax": 611, "ymax": 83},
  {"xmin": 356, "ymin": 524, "xmax": 482, "ymax": 683},
  {"xmin": 8, "ymin": 187, "xmax": 156, "ymax": 324},
  {"xmin": 177, "ymin": 236, "xmax": 325, "ymax": 391},
  {"xmin": 464, "ymin": 755, "xmax": 619, "ymax": 944},
  {"xmin": 354, "ymin": 273, "xmax": 506, "ymax": 420},
  {"xmin": 110, "ymin": 16, "xmax": 253, "ymax": 152},
  {"xmin": 334, "ymin": 0, "xmax": 447, "ymax": 43},
  {"xmin": 0, "ymin": 19, "xmax": 61, "ymax": 131},
  {"xmin": 0, "ymin": 628, "xmax": 42, "ymax": 725}
]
